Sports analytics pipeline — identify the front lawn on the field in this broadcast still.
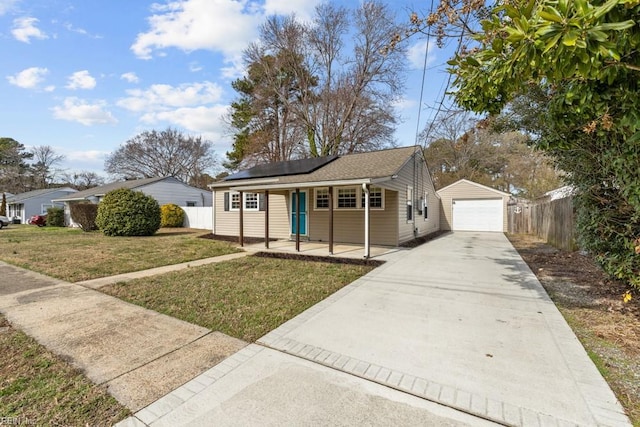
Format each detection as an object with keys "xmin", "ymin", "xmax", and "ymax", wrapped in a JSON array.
[
  {"xmin": 101, "ymin": 255, "xmax": 376, "ymax": 342},
  {"xmin": 0, "ymin": 226, "xmax": 240, "ymax": 282},
  {"xmin": 0, "ymin": 315, "xmax": 129, "ymax": 425}
]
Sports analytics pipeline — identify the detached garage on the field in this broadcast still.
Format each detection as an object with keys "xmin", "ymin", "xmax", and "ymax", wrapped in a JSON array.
[{"xmin": 437, "ymin": 179, "xmax": 510, "ymax": 232}]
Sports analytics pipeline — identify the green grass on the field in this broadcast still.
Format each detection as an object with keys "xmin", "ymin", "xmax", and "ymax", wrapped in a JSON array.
[
  {"xmin": 0, "ymin": 225, "xmax": 240, "ymax": 282},
  {"xmin": 0, "ymin": 316, "xmax": 129, "ymax": 425},
  {"xmin": 101, "ymin": 255, "xmax": 376, "ymax": 342}
]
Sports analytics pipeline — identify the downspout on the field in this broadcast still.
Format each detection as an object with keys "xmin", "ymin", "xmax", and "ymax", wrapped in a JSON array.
[
  {"xmin": 264, "ymin": 190, "xmax": 269, "ymax": 249},
  {"xmin": 212, "ymin": 190, "xmax": 216, "ymax": 235},
  {"xmin": 363, "ymin": 183, "xmax": 370, "ymax": 259}
]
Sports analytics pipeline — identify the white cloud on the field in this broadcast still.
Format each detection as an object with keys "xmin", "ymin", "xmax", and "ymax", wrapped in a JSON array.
[
  {"xmin": 131, "ymin": 0, "xmax": 321, "ymax": 62},
  {"xmin": 12, "ymin": 17, "xmax": 48, "ymax": 43},
  {"xmin": 65, "ymin": 149, "xmax": 110, "ymax": 162},
  {"xmin": 66, "ymin": 70, "xmax": 97, "ymax": 90},
  {"xmin": 6, "ymin": 67, "xmax": 49, "ymax": 89},
  {"xmin": 117, "ymin": 81, "xmax": 223, "ymax": 112},
  {"xmin": 263, "ymin": 0, "xmax": 319, "ymax": 21},
  {"xmin": 63, "ymin": 22, "xmax": 102, "ymax": 39},
  {"xmin": 407, "ymin": 40, "xmax": 437, "ymax": 70},
  {"xmin": 142, "ymin": 105, "xmax": 230, "ymax": 144},
  {"xmin": 393, "ymin": 97, "xmax": 417, "ymax": 111},
  {"xmin": 51, "ymin": 97, "xmax": 118, "ymax": 126},
  {"xmin": 189, "ymin": 62, "xmax": 202, "ymax": 72},
  {"xmin": 120, "ymin": 72, "xmax": 140, "ymax": 83},
  {"xmin": 0, "ymin": 0, "xmax": 19, "ymax": 16}
]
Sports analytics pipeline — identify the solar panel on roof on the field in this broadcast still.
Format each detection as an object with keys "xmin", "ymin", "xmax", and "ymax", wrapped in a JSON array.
[{"xmin": 224, "ymin": 155, "xmax": 338, "ymax": 181}]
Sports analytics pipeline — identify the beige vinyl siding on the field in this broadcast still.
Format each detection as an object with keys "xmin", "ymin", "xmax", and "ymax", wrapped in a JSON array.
[
  {"xmin": 308, "ymin": 189, "xmax": 398, "ymax": 246},
  {"xmin": 384, "ymin": 151, "xmax": 440, "ymax": 244},
  {"xmin": 213, "ymin": 190, "xmax": 289, "ymax": 239},
  {"xmin": 437, "ymin": 180, "xmax": 508, "ymax": 232}
]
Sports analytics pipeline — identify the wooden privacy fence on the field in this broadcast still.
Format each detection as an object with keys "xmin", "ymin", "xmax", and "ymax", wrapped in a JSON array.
[{"xmin": 508, "ymin": 196, "xmax": 576, "ymax": 251}]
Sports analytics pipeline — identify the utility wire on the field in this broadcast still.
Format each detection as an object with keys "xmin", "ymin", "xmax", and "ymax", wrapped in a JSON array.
[{"xmin": 414, "ymin": 0, "xmax": 435, "ymax": 146}]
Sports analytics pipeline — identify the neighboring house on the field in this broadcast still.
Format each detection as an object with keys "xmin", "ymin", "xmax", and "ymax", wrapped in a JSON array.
[
  {"xmin": 7, "ymin": 187, "xmax": 78, "ymax": 224},
  {"xmin": 209, "ymin": 146, "xmax": 440, "ymax": 257},
  {"xmin": 437, "ymin": 179, "xmax": 511, "ymax": 232},
  {"xmin": 54, "ymin": 176, "xmax": 213, "ymax": 226}
]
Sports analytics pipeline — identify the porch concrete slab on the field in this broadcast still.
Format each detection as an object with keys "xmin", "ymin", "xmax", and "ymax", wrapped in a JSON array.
[
  {"xmin": 120, "ymin": 345, "xmax": 499, "ymax": 427},
  {"xmin": 257, "ymin": 232, "xmax": 630, "ymax": 426},
  {"xmin": 0, "ymin": 261, "xmax": 247, "ymax": 412}
]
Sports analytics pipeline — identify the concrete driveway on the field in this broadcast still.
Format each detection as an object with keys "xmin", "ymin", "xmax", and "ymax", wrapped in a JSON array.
[{"xmin": 122, "ymin": 232, "xmax": 630, "ymax": 426}]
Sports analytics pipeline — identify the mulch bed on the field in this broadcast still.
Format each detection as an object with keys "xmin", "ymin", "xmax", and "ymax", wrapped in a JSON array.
[
  {"xmin": 253, "ymin": 251, "xmax": 385, "ymax": 267},
  {"xmin": 198, "ymin": 233, "xmax": 278, "ymax": 244}
]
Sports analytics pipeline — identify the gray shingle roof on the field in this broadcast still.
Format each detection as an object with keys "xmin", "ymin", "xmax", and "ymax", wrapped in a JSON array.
[
  {"xmin": 7, "ymin": 187, "xmax": 77, "ymax": 203},
  {"xmin": 54, "ymin": 176, "xmax": 171, "ymax": 201},
  {"xmin": 214, "ymin": 146, "xmax": 419, "ymax": 188}
]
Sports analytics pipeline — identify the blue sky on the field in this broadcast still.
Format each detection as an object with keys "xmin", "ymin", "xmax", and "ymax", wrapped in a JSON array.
[{"xmin": 1, "ymin": 0, "xmax": 452, "ymax": 177}]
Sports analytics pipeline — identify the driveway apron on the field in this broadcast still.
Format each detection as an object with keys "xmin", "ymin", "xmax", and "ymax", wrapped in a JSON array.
[{"xmin": 259, "ymin": 232, "xmax": 630, "ymax": 426}]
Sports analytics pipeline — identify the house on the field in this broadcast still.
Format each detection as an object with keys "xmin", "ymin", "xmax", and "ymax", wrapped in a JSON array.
[
  {"xmin": 7, "ymin": 187, "xmax": 78, "ymax": 224},
  {"xmin": 209, "ymin": 146, "xmax": 440, "ymax": 257},
  {"xmin": 436, "ymin": 179, "xmax": 511, "ymax": 232},
  {"xmin": 54, "ymin": 176, "xmax": 213, "ymax": 226}
]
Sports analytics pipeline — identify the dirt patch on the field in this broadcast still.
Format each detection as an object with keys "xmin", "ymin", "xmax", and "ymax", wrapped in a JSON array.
[
  {"xmin": 508, "ymin": 234, "xmax": 640, "ymax": 424},
  {"xmin": 400, "ymin": 230, "xmax": 448, "ymax": 248}
]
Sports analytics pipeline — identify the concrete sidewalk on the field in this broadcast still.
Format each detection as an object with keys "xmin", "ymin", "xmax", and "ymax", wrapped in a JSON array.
[
  {"xmin": 119, "ymin": 232, "xmax": 631, "ymax": 426},
  {"xmin": 0, "ymin": 261, "xmax": 247, "ymax": 412},
  {"xmin": 76, "ymin": 251, "xmax": 249, "ymax": 289}
]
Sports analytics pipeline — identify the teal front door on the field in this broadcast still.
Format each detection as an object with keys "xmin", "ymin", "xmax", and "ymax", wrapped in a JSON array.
[{"xmin": 291, "ymin": 191, "xmax": 307, "ymax": 235}]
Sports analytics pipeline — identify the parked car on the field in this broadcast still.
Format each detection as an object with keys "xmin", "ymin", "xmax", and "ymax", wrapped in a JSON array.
[
  {"xmin": 0, "ymin": 215, "xmax": 9, "ymax": 229},
  {"xmin": 27, "ymin": 214, "xmax": 47, "ymax": 227}
]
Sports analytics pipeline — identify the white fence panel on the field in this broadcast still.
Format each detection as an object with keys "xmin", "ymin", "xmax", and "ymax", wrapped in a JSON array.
[{"xmin": 182, "ymin": 207, "xmax": 212, "ymax": 230}]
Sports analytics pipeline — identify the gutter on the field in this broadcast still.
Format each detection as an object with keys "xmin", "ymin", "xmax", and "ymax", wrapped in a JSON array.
[{"xmin": 227, "ymin": 176, "xmax": 395, "ymax": 192}]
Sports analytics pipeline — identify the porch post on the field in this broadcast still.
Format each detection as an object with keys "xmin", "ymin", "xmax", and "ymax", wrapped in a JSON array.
[
  {"xmin": 295, "ymin": 188, "xmax": 301, "ymax": 252},
  {"xmin": 363, "ymin": 183, "xmax": 370, "ymax": 259},
  {"xmin": 239, "ymin": 191, "xmax": 244, "ymax": 247},
  {"xmin": 264, "ymin": 190, "xmax": 269, "ymax": 249},
  {"xmin": 328, "ymin": 186, "xmax": 334, "ymax": 255}
]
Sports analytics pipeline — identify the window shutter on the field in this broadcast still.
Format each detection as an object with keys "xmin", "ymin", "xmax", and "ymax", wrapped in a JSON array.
[
  {"xmin": 259, "ymin": 193, "xmax": 265, "ymax": 211},
  {"xmin": 224, "ymin": 192, "xmax": 229, "ymax": 211}
]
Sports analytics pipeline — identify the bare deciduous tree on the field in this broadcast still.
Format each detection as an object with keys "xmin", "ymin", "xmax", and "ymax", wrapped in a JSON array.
[
  {"xmin": 105, "ymin": 128, "xmax": 217, "ymax": 182},
  {"xmin": 31, "ymin": 145, "xmax": 65, "ymax": 188},
  {"xmin": 61, "ymin": 170, "xmax": 106, "ymax": 190},
  {"xmin": 227, "ymin": 1, "xmax": 406, "ymax": 166}
]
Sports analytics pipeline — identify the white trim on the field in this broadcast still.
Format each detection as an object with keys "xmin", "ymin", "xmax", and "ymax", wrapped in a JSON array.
[
  {"xmin": 436, "ymin": 179, "xmax": 510, "ymax": 197},
  {"xmin": 313, "ymin": 187, "xmax": 330, "ymax": 211},
  {"xmin": 229, "ymin": 191, "xmax": 259, "ymax": 212}
]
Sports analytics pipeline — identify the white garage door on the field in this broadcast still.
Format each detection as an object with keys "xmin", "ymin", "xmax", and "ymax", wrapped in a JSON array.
[{"xmin": 452, "ymin": 199, "xmax": 503, "ymax": 232}]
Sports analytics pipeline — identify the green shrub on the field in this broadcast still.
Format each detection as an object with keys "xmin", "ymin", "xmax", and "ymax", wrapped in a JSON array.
[
  {"xmin": 45, "ymin": 206, "xmax": 65, "ymax": 227},
  {"xmin": 96, "ymin": 188, "xmax": 161, "ymax": 237},
  {"xmin": 70, "ymin": 202, "xmax": 99, "ymax": 231},
  {"xmin": 160, "ymin": 203, "xmax": 185, "ymax": 227}
]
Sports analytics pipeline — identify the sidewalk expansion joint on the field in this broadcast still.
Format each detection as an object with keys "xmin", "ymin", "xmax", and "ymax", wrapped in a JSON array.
[{"xmin": 99, "ymin": 330, "xmax": 214, "ymax": 387}]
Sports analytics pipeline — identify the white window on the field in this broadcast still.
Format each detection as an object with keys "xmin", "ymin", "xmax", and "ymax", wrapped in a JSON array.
[
  {"xmin": 230, "ymin": 192, "xmax": 241, "ymax": 210},
  {"xmin": 362, "ymin": 186, "xmax": 384, "ymax": 209},
  {"xmin": 337, "ymin": 188, "xmax": 357, "ymax": 209},
  {"xmin": 407, "ymin": 186, "xmax": 414, "ymax": 222},
  {"xmin": 422, "ymin": 192, "xmax": 429, "ymax": 220},
  {"xmin": 244, "ymin": 193, "xmax": 259, "ymax": 211},
  {"xmin": 315, "ymin": 188, "xmax": 329, "ymax": 210},
  {"xmin": 41, "ymin": 203, "xmax": 53, "ymax": 214}
]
